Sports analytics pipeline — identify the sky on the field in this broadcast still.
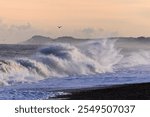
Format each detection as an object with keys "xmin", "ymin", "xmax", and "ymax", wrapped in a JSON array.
[{"xmin": 0, "ymin": 0, "xmax": 150, "ymax": 43}]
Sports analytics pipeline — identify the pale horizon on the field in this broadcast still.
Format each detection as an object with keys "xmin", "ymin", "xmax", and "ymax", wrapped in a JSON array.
[{"xmin": 0, "ymin": 0, "xmax": 150, "ymax": 43}]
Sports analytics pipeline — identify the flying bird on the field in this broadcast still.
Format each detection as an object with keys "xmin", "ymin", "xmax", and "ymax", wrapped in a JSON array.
[{"xmin": 57, "ymin": 26, "xmax": 62, "ymax": 29}]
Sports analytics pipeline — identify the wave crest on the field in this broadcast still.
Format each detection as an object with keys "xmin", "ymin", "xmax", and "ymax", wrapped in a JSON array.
[{"xmin": 1, "ymin": 39, "xmax": 150, "ymax": 86}]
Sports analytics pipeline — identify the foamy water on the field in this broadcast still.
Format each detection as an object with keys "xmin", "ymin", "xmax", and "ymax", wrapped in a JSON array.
[{"xmin": 0, "ymin": 38, "xmax": 150, "ymax": 99}]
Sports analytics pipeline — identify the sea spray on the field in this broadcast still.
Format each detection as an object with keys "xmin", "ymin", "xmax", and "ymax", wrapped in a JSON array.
[
  {"xmin": 118, "ymin": 49, "xmax": 150, "ymax": 68},
  {"xmin": 0, "ymin": 39, "xmax": 150, "ymax": 86}
]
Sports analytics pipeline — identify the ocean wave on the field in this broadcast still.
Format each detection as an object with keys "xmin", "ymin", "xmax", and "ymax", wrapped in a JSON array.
[{"xmin": 0, "ymin": 39, "xmax": 150, "ymax": 86}]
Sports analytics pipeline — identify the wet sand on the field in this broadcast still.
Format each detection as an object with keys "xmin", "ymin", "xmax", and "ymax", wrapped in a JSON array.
[{"xmin": 49, "ymin": 82, "xmax": 150, "ymax": 100}]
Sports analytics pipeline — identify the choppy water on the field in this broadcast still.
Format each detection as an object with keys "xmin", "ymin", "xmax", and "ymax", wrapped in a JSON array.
[{"xmin": 0, "ymin": 38, "xmax": 150, "ymax": 99}]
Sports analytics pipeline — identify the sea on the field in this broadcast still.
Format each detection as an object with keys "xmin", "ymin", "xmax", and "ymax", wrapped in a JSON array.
[{"xmin": 0, "ymin": 38, "xmax": 150, "ymax": 99}]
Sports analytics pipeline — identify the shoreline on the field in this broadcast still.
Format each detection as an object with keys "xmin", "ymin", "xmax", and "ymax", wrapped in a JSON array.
[{"xmin": 49, "ymin": 82, "xmax": 150, "ymax": 100}]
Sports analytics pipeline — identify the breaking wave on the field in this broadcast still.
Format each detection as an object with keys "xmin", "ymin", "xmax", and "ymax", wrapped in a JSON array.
[{"xmin": 0, "ymin": 39, "xmax": 150, "ymax": 86}]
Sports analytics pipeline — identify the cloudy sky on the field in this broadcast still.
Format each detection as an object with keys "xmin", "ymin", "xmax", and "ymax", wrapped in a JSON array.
[{"xmin": 0, "ymin": 0, "xmax": 150, "ymax": 43}]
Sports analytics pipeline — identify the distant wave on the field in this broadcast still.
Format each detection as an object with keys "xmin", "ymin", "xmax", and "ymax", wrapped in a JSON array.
[{"xmin": 0, "ymin": 39, "xmax": 150, "ymax": 86}]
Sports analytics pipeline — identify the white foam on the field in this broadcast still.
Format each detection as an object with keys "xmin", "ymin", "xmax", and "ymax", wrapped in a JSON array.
[{"xmin": 0, "ymin": 39, "xmax": 150, "ymax": 86}]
